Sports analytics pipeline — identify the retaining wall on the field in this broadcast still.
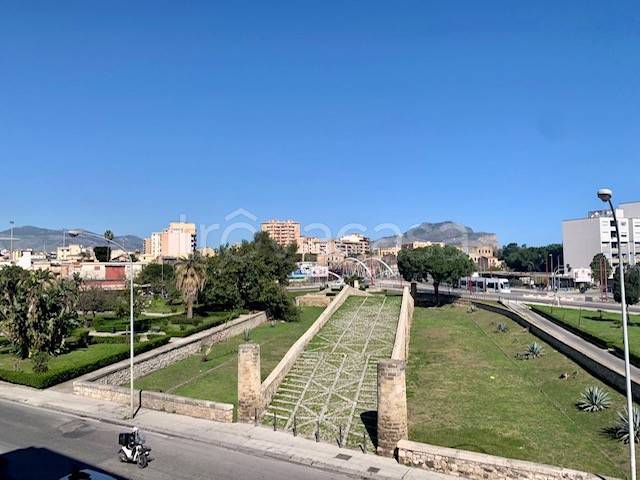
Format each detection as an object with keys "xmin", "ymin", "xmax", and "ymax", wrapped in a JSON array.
[
  {"xmin": 397, "ymin": 440, "xmax": 606, "ymax": 480},
  {"xmin": 259, "ymin": 286, "xmax": 368, "ymax": 412},
  {"xmin": 86, "ymin": 312, "xmax": 267, "ymax": 386},
  {"xmin": 391, "ymin": 286, "xmax": 414, "ymax": 360},
  {"xmin": 74, "ymin": 382, "xmax": 233, "ymax": 422},
  {"xmin": 73, "ymin": 311, "xmax": 267, "ymax": 422}
]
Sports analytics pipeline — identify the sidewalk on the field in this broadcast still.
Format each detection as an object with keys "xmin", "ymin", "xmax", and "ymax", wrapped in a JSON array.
[{"xmin": 0, "ymin": 381, "xmax": 456, "ymax": 480}]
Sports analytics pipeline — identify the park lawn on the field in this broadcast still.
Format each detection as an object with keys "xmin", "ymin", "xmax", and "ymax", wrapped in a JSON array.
[
  {"xmin": 134, "ymin": 306, "xmax": 326, "ymax": 410},
  {"xmin": 531, "ymin": 304, "xmax": 640, "ymax": 360},
  {"xmin": 408, "ymin": 305, "xmax": 632, "ymax": 478},
  {"xmin": 144, "ymin": 297, "xmax": 184, "ymax": 314}
]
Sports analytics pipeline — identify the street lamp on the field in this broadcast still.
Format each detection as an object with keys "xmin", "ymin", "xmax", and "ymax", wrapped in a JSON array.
[
  {"xmin": 9, "ymin": 220, "xmax": 15, "ymax": 263},
  {"xmin": 598, "ymin": 188, "xmax": 636, "ymax": 480},
  {"xmin": 68, "ymin": 229, "xmax": 136, "ymax": 418}
]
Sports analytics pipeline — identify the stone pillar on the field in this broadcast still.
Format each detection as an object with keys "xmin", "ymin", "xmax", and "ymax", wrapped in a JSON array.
[
  {"xmin": 377, "ymin": 359, "xmax": 408, "ymax": 457},
  {"xmin": 238, "ymin": 343, "xmax": 261, "ymax": 423}
]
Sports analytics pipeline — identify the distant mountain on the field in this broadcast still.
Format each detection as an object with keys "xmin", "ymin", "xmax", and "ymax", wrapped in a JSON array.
[
  {"xmin": 372, "ymin": 221, "xmax": 498, "ymax": 250},
  {"xmin": 0, "ymin": 226, "xmax": 144, "ymax": 252}
]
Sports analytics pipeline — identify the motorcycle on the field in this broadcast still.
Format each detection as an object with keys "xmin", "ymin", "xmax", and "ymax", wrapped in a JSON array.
[{"xmin": 118, "ymin": 432, "xmax": 152, "ymax": 469}]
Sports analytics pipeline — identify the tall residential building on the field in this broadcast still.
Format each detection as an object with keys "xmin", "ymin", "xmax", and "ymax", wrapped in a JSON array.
[
  {"xmin": 261, "ymin": 220, "xmax": 301, "ymax": 247},
  {"xmin": 562, "ymin": 202, "xmax": 640, "ymax": 271},
  {"xmin": 144, "ymin": 222, "xmax": 197, "ymax": 259},
  {"xmin": 334, "ymin": 234, "xmax": 370, "ymax": 257},
  {"xmin": 143, "ymin": 232, "xmax": 162, "ymax": 258}
]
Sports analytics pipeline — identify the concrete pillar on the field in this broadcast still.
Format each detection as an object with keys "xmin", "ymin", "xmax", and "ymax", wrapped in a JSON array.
[
  {"xmin": 377, "ymin": 359, "xmax": 408, "ymax": 457},
  {"xmin": 238, "ymin": 343, "xmax": 261, "ymax": 423}
]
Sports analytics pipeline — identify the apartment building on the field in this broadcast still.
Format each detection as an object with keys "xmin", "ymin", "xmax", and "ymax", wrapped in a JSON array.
[
  {"xmin": 144, "ymin": 222, "xmax": 197, "ymax": 260},
  {"xmin": 333, "ymin": 234, "xmax": 370, "ymax": 257},
  {"xmin": 261, "ymin": 220, "xmax": 301, "ymax": 247},
  {"xmin": 563, "ymin": 202, "xmax": 640, "ymax": 270}
]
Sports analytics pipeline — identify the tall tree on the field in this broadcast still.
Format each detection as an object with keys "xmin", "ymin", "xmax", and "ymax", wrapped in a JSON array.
[
  {"xmin": 613, "ymin": 265, "xmax": 640, "ymax": 305},
  {"xmin": 398, "ymin": 245, "xmax": 475, "ymax": 304},
  {"xmin": 499, "ymin": 243, "xmax": 563, "ymax": 272},
  {"xmin": 175, "ymin": 253, "xmax": 207, "ymax": 319},
  {"xmin": 590, "ymin": 253, "xmax": 612, "ymax": 286}
]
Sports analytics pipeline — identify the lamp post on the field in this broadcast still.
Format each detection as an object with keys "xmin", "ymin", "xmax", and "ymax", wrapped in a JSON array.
[
  {"xmin": 9, "ymin": 220, "xmax": 14, "ymax": 263},
  {"xmin": 597, "ymin": 188, "xmax": 636, "ymax": 480},
  {"xmin": 68, "ymin": 229, "xmax": 136, "ymax": 418}
]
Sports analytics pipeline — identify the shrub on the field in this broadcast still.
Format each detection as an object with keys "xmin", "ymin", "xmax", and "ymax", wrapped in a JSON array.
[
  {"xmin": 31, "ymin": 352, "xmax": 49, "ymax": 373},
  {"xmin": 0, "ymin": 336, "xmax": 170, "ymax": 389},
  {"xmin": 496, "ymin": 323, "xmax": 508, "ymax": 333},
  {"xmin": 613, "ymin": 407, "xmax": 640, "ymax": 444},
  {"xmin": 520, "ymin": 342, "xmax": 544, "ymax": 359},
  {"xmin": 577, "ymin": 386, "xmax": 611, "ymax": 412},
  {"xmin": 243, "ymin": 328, "xmax": 251, "ymax": 341}
]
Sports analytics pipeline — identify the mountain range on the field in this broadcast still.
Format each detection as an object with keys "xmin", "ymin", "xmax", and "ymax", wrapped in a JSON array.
[
  {"xmin": 0, "ymin": 226, "xmax": 144, "ymax": 252},
  {"xmin": 372, "ymin": 221, "xmax": 498, "ymax": 249}
]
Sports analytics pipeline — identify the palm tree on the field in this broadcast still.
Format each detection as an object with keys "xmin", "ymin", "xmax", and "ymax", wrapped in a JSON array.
[{"xmin": 175, "ymin": 254, "xmax": 206, "ymax": 319}]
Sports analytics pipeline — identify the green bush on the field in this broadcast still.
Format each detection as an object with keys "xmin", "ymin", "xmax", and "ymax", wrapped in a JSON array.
[
  {"xmin": 65, "ymin": 328, "xmax": 91, "ymax": 349},
  {"xmin": 31, "ymin": 352, "xmax": 49, "ymax": 373},
  {"xmin": 93, "ymin": 317, "xmax": 151, "ymax": 333},
  {"xmin": 0, "ymin": 336, "xmax": 170, "ymax": 389},
  {"xmin": 90, "ymin": 335, "xmax": 144, "ymax": 344}
]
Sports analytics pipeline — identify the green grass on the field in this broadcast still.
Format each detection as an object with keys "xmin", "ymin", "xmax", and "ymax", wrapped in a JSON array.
[
  {"xmin": 408, "ymin": 305, "xmax": 633, "ymax": 478},
  {"xmin": 0, "ymin": 336, "xmax": 170, "ymax": 388},
  {"xmin": 144, "ymin": 297, "xmax": 184, "ymax": 314},
  {"xmin": 531, "ymin": 304, "xmax": 640, "ymax": 361},
  {"xmin": 134, "ymin": 306, "xmax": 325, "ymax": 411}
]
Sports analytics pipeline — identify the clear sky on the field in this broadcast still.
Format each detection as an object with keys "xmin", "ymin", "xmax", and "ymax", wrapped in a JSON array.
[{"xmin": 1, "ymin": 1, "xmax": 638, "ymax": 246}]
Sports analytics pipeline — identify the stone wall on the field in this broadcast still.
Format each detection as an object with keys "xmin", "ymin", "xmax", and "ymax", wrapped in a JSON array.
[
  {"xmin": 397, "ymin": 440, "xmax": 607, "ymax": 480},
  {"xmin": 295, "ymin": 294, "xmax": 332, "ymax": 307},
  {"xmin": 74, "ymin": 382, "xmax": 233, "ymax": 422},
  {"xmin": 391, "ymin": 286, "xmax": 414, "ymax": 361},
  {"xmin": 259, "ymin": 286, "xmax": 368, "ymax": 412},
  {"xmin": 81, "ymin": 312, "xmax": 267, "ymax": 386}
]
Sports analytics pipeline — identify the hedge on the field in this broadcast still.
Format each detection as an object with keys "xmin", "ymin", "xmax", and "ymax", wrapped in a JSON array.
[
  {"xmin": 164, "ymin": 310, "xmax": 244, "ymax": 337},
  {"xmin": 0, "ymin": 336, "xmax": 170, "ymax": 389},
  {"xmin": 93, "ymin": 317, "xmax": 153, "ymax": 333}
]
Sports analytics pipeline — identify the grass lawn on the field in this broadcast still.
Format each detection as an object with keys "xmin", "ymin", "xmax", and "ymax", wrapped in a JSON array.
[
  {"xmin": 531, "ymin": 304, "xmax": 640, "ymax": 360},
  {"xmin": 144, "ymin": 297, "xmax": 184, "ymax": 314},
  {"xmin": 408, "ymin": 305, "xmax": 633, "ymax": 478},
  {"xmin": 0, "ymin": 336, "xmax": 169, "ymax": 388},
  {"xmin": 134, "ymin": 306, "xmax": 326, "ymax": 412}
]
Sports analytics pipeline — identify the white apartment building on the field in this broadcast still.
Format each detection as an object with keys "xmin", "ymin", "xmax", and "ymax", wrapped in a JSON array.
[
  {"xmin": 143, "ymin": 232, "xmax": 162, "ymax": 258},
  {"xmin": 562, "ymin": 202, "xmax": 640, "ymax": 271}
]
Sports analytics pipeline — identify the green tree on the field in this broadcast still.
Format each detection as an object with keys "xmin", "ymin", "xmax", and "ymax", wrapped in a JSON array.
[
  {"xmin": 590, "ymin": 253, "xmax": 612, "ymax": 286},
  {"xmin": 175, "ymin": 254, "xmax": 207, "ymax": 319},
  {"xmin": 137, "ymin": 263, "xmax": 176, "ymax": 297},
  {"xmin": 398, "ymin": 245, "xmax": 475, "ymax": 304},
  {"xmin": 499, "ymin": 243, "xmax": 563, "ymax": 272},
  {"xmin": 0, "ymin": 267, "xmax": 79, "ymax": 358},
  {"xmin": 201, "ymin": 232, "xmax": 299, "ymax": 321},
  {"xmin": 613, "ymin": 265, "xmax": 640, "ymax": 305}
]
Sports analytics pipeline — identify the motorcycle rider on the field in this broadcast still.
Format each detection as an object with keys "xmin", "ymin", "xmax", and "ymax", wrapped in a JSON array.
[{"xmin": 131, "ymin": 426, "xmax": 145, "ymax": 447}]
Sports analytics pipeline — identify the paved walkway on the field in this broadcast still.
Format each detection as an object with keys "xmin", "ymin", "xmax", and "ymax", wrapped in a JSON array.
[
  {"xmin": 504, "ymin": 300, "xmax": 640, "ymax": 393},
  {"xmin": 0, "ymin": 380, "xmax": 457, "ymax": 480}
]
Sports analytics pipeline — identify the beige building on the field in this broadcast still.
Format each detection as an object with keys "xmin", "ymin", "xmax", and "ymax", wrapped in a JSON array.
[
  {"xmin": 144, "ymin": 222, "xmax": 197, "ymax": 260},
  {"xmin": 401, "ymin": 241, "xmax": 445, "ymax": 250},
  {"xmin": 56, "ymin": 244, "xmax": 91, "ymax": 261},
  {"xmin": 334, "ymin": 234, "xmax": 370, "ymax": 257},
  {"xmin": 261, "ymin": 219, "xmax": 301, "ymax": 247}
]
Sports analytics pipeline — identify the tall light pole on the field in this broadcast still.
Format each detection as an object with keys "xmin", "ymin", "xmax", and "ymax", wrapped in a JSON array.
[
  {"xmin": 68, "ymin": 229, "xmax": 136, "ymax": 418},
  {"xmin": 598, "ymin": 188, "xmax": 636, "ymax": 480},
  {"xmin": 9, "ymin": 220, "xmax": 15, "ymax": 263}
]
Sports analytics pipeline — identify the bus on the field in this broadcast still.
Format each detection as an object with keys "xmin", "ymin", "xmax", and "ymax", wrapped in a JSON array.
[{"xmin": 457, "ymin": 276, "xmax": 511, "ymax": 294}]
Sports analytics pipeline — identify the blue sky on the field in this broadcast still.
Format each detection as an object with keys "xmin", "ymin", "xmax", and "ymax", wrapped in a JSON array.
[{"xmin": 1, "ymin": 1, "xmax": 638, "ymax": 246}]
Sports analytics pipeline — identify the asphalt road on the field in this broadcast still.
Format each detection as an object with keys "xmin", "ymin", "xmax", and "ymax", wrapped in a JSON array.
[{"xmin": 0, "ymin": 399, "xmax": 350, "ymax": 480}]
